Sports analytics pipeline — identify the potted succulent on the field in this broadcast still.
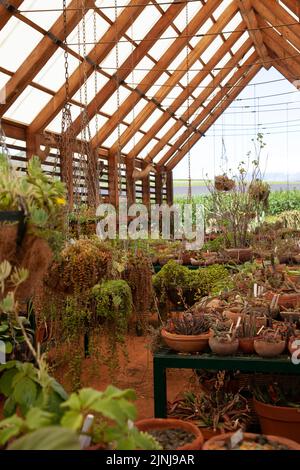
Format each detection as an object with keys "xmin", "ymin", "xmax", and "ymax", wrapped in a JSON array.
[
  {"xmin": 161, "ymin": 312, "xmax": 211, "ymax": 353},
  {"xmin": 237, "ymin": 313, "xmax": 257, "ymax": 354},
  {"xmin": 168, "ymin": 372, "xmax": 251, "ymax": 440},
  {"xmin": 203, "ymin": 431, "xmax": 300, "ymax": 450},
  {"xmin": 253, "ymin": 378, "xmax": 300, "ymax": 443},
  {"xmin": 254, "ymin": 328, "xmax": 286, "ymax": 358},
  {"xmin": 135, "ymin": 418, "xmax": 203, "ymax": 450},
  {"xmin": 209, "ymin": 323, "xmax": 239, "ymax": 356}
]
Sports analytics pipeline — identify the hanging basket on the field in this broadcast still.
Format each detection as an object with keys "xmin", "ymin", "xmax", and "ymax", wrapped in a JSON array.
[
  {"xmin": 248, "ymin": 180, "xmax": 270, "ymax": 205},
  {"xmin": 214, "ymin": 175, "xmax": 235, "ymax": 192},
  {"xmin": 0, "ymin": 211, "xmax": 26, "ymax": 263}
]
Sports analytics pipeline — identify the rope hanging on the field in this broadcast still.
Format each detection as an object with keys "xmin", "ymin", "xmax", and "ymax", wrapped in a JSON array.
[{"xmin": 114, "ymin": 0, "xmax": 123, "ymax": 203}]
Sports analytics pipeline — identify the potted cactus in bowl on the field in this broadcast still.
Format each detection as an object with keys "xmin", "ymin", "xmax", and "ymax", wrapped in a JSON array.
[
  {"xmin": 254, "ymin": 327, "xmax": 286, "ymax": 358},
  {"xmin": 161, "ymin": 312, "xmax": 211, "ymax": 353},
  {"xmin": 209, "ymin": 322, "xmax": 239, "ymax": 356}
]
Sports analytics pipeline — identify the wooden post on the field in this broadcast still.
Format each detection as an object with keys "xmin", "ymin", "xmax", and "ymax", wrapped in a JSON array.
[
  {"xmin": 108, "ymin": 150, "xmax": 119, "ymax": 208},
  {"xmin": 142, "ymin": 172, "xmax": 150, "ymax": 208},
  {"xmin": 155, "ymin": 170, "xmax": 163, "ymax": 206},
  {"xmin": 26, "ymin": 132, "xmax": 37, "ymax": 160},
  {"xmin": 126, "ymin": 158, "xmax": 136, "ymax": 207},
  {"xmin": 166, "ymin": 170, "xmax": 173, "ymax": 206}
]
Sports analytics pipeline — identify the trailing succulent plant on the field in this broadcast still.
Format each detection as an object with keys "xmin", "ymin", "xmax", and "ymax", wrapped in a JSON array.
[{"xmin": 165, "ymin": 312, "xmax": 210, "ymax": 336}]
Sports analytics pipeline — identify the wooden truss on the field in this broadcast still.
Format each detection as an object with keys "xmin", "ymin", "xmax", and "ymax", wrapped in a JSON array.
[{"xmin": 0, "ymin": 0, "xmax": 300, "ymax": 204}]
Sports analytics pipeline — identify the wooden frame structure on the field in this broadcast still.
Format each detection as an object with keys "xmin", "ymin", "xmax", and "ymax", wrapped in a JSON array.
[{"xmin": 0, "ymin": 0, "xmax": 300, "ymax": 206}]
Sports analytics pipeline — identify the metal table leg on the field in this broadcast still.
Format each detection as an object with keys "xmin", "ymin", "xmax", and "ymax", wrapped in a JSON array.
[{"xmin": 153, "ymin": 356, "xmax": 167, "ymax": 418}]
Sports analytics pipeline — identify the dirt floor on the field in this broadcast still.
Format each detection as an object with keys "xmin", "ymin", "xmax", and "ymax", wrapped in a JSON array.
[{"xmin": 53, "ymin": 335, "xmax": 194, "ymax": 420}]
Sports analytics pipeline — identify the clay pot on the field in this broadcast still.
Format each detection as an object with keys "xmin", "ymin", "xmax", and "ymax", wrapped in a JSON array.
[
  {"xmin": 265, "ymin": 291, "xmax": 300, "ymax": 309},
  {"xmin": 254, "ymin": 338, "xmax": 286, "ymax": 358},
  {"xmin": 135, "ymin": 418, "xmax": 204, "ymax": 450},
  {"xmin": 253, "ymin": 399, "xmax": 300, "ymax": 444},
  {"xmin": 201, "ymin": 427, "xmax": 222, "ymax": 442},
  {"xmin": 280, "ymin": 311, "xmax": 300, "ymax": 323},
  {"xmin": 202, "ymin": 431, "xmax": 300, "ymax": 450},
  {"xmin": 161, "ymin": 328, "xmax": 210, "ymax": 353},
  {"xmin": 224, "ymin": 248, "xmax": 253, "ymax": 263},
  {"xmin": 239, "ymin": 337, "xmax": 255, "ymax": 354},
  {"xmin": 208, "ymin": 336, "xmax": 239, "ymax": 356},
  {"xmin": 223, "ymin": 310, "xmax": 242, "ymax": 323}
]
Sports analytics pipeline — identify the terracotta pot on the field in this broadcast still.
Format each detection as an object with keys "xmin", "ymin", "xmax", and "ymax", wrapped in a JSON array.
[
  {"xmin": 224, "ymin": 248, "xmax": 253, "ymax": 263},
  {"xmin": 265, "ymin": 291, "xmax": 300, "ymax": 309},
  {"xmin": 280, "ymin": 311, "xmax": 300, "ymax": 323},
  {"xmin": 254, "ymin": 338, "xmax": 285, "ymax": 358},
  {"xmin": 253, "ymin": 399, "xmax": 300, "ymax": 444},
  {"xmin": 202, "ymin": 431, "xmax": 300, "ymax": 450},
  {"xmin": 135, "ymin": 418, "xmax": 203, "ymax": 450},
  {"xmin": 161, "ymin": 328, "xmax": 210, "ymax": 353},
  {"xmin": 201, "ymin": 427, "xmax": 222, "ymax": 442},
  {"xmin": 208, "ymin": 337, "xmax": 239, "ymax": 356},
  {"xmin": 239, "ymin": 337, "xmax": 255, "ymax": 354}
]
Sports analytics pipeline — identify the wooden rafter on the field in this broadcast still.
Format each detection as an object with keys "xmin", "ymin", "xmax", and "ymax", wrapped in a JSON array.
[
  {"xmin": 160, "ymin": 51, "xmax": 258, "ymax": 168},
  {"xmin": 107, "ymin": 2, "xmax": 239, "ymax": 156},
  {"xmin": 129, "ymin": 23, "xmax": 246, "ymax": 162},
  {"xmin": 279, "ymin": 0, "xmax": 300, "ymax": 20},
  {"xmin": 166, "ymin": 63, "xmax": 261, "ymax": 170},
  {"xmin": 69, "ymin": 0, "xmax": 187, "ymax": 138},
  {"xmin": 150, "ymin": 41, "xmax": 254, "ymax": 166},
  {"xmin": 0, "ymin": 0, "xmax": 89, "ymax": 118},
  {"xmin": 0, "ymin": 0, "xmax": 24, "ymax": 31},
  {"xmin": 89, "ymin": 0, "xmax": 224, "ymax": 150},
  {"xmin": 253, "ymin": 0, "xmax": 300, "ymax": 53},
  {"xmin": 259, "ymin": 19, "xmax": 300, "ymax": 76},
  {"xmin": 268, "ymin": 50, "xmax": 300, "ymax": 83},
  {"xmin": 237, "ymin": 0, "xmax": 270, "ymax": 68},
  {"xmin": 28, "ymin": 0, "xmax": 150, "ymax": 135}
]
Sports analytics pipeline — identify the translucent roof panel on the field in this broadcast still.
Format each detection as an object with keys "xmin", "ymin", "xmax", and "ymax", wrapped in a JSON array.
[
  {"xmin": 95, "ymin": 0, "xmax": 130, "ymax": 22},
  {"xmin": 147, "ymin": 27, "xmax": 177, "ymax": 61},
  {"xmin": 4, "ymin": 86, "xmax": 53, "ymax": 123},
  {"xmin": 126, "ymin": 5, "xmax": 162, "ymax": 41},
  {"xmin": 68, "ymin": 10, "xmax": 111, "ymax": 56},
  {"xmin": 172, "ymin": 2, "xmax": 202, "ymax": 32},
  {"xmin": 20, "ymin": 0, "xmax": 66, "ymax": 30},
  {"xmin": 0, "ymin": 17, "xmax": 43, "ymax": 72},
  {"xmin": 34, "ymin": 49, "xmax": 79, "ymax": 93}
]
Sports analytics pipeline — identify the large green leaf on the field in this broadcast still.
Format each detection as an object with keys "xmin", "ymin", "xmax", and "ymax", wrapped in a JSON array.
[
  {"xmin": 0, "ymin": 368, "xmax": 17, "ymax": 396},
  {"xmin": 13, "ymin": 377, "xmax": 37, "ymax": 408},
  {"xmin": 25, "ymin": 408, "xmax": 54, "ymax": 430},
  {"xmin": 8, "ymin": 426, "xmax": 81, "ymax": 450},
  {"xmin": 60, "ymin": 410, "xmax": 83, "ymax": 431},
  {"xmin": 78, "ymin": 388, "xmax": 102, "ymax": 409}
]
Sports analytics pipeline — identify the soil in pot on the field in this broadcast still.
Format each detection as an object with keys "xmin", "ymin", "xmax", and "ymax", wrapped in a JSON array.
[
  {"xmin": 161, "ymin": 328, "xmax": 210, "ymax": 353},
  {"xmin": 203, "ymin": 431, "xmax": 300, "ymax": 450},
  {"xmin": 136, "ymin": 418, "xmax": 203, "ymax": 450},
  {"xmin": 209, "ymin": 337, "xmax": 239, "ymax": 356},
  {"xmin": 253, "ymin": 399, "xmax": 300, "ymax": 443},
  {"xmin": 254, "ymin": 339, "xmax": 286, "ymax": 358}
]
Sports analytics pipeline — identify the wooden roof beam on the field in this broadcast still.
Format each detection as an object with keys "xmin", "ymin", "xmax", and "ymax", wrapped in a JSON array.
[
  {"xmin": 127, "ymin": 22, "xmax": 246, "ymax": 161},
  {"xmin": 0, "ymin": 0, "xmax": 88, "ymax": 117},
  {"xmin": 69, "ymin": 0, "xmax": 187, "ymax": 139},
  {"xmin": 252, "ymin": 0, "xmax": 300, "ymax": 53},
  {"xmin": 28, "ymin": 0, "xmax": 150, "ymax": 135},
  {"xmin": 268, "ymin": 50, "xmax": 300, "ymax": 84},
  {"xmin": 0, "ymin": 0, "xmax": 24, "ymax": 30},
  {"xmin": 237, "ymin": 0, "xmax": 270, "ymax": 68},
  {"xmin": 148, "ymin": 40, "xmax": 254, "ymax": 166},
  {"xmin": 89, "ymin": 0, "xmax": 223, "ymax": 150},
  {"xmin": 107, "ymin": 2, "xmax": 239, "ymax": 156},
  {"xmin": 166, "ymin": 63, "xmax": 261, "ymax": 170},
  {"xmin": 280, "ymin": 0, "xmax": 300, "ymax": 20},
  {"xmin": 159, "ymin": 51, "xmax": 258, "ymax": 168}
]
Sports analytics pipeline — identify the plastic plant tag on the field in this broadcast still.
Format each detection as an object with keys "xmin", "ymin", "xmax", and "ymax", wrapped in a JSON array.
[
  {"xmin": 228, "ymin": 429, "xmax": 243, "ymax": 449},
  {"xmin": 79, "ymin": 414, "xmax": 94, "ymax": 449}
]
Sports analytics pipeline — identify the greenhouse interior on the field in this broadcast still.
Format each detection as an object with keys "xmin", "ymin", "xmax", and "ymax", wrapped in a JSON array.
[{"xmin": 1, "ymin": 0, "xmax": 300, "ymax": 453}]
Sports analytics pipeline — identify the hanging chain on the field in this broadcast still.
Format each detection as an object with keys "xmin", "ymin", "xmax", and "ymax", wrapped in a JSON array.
[
  {"xmin": 186, "ymin": 1, "xmax": 192, "ymax": 202},
  {"xmin": 114, "ymin": 0, "xmax": 123, "ymax": 199}
]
